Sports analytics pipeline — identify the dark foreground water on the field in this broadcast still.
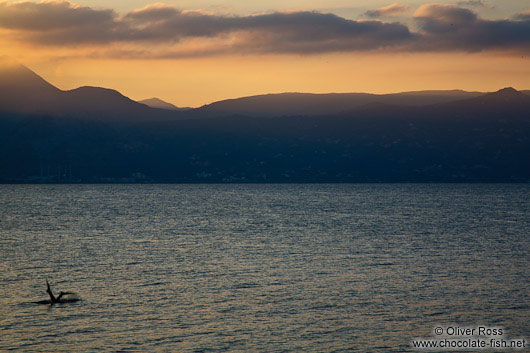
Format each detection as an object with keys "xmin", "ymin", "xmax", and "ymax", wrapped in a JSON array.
[{"xmin": 0, "ymin": 184, "xmax": 528, "ymax": 352}]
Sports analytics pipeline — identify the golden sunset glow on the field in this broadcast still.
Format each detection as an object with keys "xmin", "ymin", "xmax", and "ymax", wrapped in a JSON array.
[{"xmin": 1, "ymin": 0, "xmax": 530, "ymax": 106}]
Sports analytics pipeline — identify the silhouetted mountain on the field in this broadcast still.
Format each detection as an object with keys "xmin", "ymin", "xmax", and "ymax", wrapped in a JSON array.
[
  {"xmin": 1, "ymin": 85, "xmax": 529, "ymax": 183},
  {"xmin": 62, "ymin": 86, "xmax": 156, "ymax": 118},
  {"xmin": 195, "ymin": 90, "xmax": 483, "ymax": 117},
  {"xmin": 0, "ymin": 60, "xmax": 62, "ymax": 114},
  {"xmin": 139, "ymin": 98, "xmax": 189, "ymax": 111},
  {"xmin": 423, "ymin": 87, "xmax": 530, "ymax": 123},
  {"xmin": 0, "ymin": 60, "xmax": 182, "ymax": 122},
  {"xmin": 1, "ymin": 61, "xmax": 529, "ymax": 183},
  {"xmin": 460, "ymin": 87, "xmax": 530, "ymax": 105}
]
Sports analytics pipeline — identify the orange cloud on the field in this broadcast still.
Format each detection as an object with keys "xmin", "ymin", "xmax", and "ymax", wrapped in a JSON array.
[{"xmin": 365, "ymin": 4, "xmax": 411, "ymax": 18}]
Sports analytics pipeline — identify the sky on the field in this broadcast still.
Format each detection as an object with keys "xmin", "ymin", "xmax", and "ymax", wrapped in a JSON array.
[{"xmin": 1, "ymin": 0, "xmax": 529, "ymax": 107}]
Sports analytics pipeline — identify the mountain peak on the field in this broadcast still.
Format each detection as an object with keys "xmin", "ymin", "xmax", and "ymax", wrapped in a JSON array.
[
  {"xmin": 452, "ymin": 86, "xmax": 530, "ymax": 111},
  {"xmin": 484, "ymin": 87, "xmax": 529, "ymax": 101},
  {"xmin": 139, "ymin": 97, "xmax": 179, "ymax": 110},
  {"xmin": 0, "ymin": 59, "xmax": 59, "ymax": 93},
  {"xmin": 495, "ymin": 87, "xmax": 520, "ymax": 95},
  {"xmin": 0, "ymin": 60, "xmax": 62, "ymax": 114},
  {"xmin": 0, "ymin": 63, "xmax": 153, "ymax": 118}
]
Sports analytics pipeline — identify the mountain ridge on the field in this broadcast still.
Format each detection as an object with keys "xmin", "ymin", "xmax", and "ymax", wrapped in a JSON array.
[
  {"xmin": 1, "ymin": 62, "xmax": 529, "ymax": 183},
  {"xmin": 4, "ymin": 61, "xmax": 529, "ymax": 120},
  {"xmin": 194, "ymin": 90, "xmax": 489, "ymax": 118},
  {"xmin": 0, "ymin": 61, "xmax": 181, "ymax": 121}
]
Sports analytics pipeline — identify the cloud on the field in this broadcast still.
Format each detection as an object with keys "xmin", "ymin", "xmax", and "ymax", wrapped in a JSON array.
[
  {"xmin": 0, "ymin": 0, "xmax": 124, "ymax": 44},
  {"xmin": 0, "ymin": 0, "xmax": 115, "ymax": 31},
  {"xmin": 124, "ymin": 5, "xmax": 416, "ymax": 52},
  {"xmin": 365, "ymin": 4, "xmax": 411, "ymax": 18},
  {"xmin": 414, "ymin": 4, "xmax": 477, "ymax": 26},
  {"xmin": 457, "ymin": 0, "xmax": 488, "ymax": 8},
  {"xmin": 0, "ymin": 1, "xmax": 415, "ymax": 52},
  {"xmin": 413, "ymin": 4, "xmax": 530, "ymax": 52},
  {"xmin": 0, "ymin": 1, "xmax": 529, "ymax": 57}
]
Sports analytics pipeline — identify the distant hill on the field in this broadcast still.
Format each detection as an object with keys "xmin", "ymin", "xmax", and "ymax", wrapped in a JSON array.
[
  {"xmin": 1, "ymin": 84, "xmax": 529, "ymax": 183},
  {"xmin": 437, "ymin": 87, "xmax": 530, "ymax": 111},
  {"xmin": 1, "ymin": 60, "xmax": 529, "ymax": 183},
  {"xmin": 138, "ymin": 98, "xmax": 190, "ymax": 111},
  {"xmin": 64, "ymin": 86, "xmax": 151, "ymax": 115},
  {"xmin": 195, "ymin": 90, "xmax": 483, "ymax": 117},
  {"xmin": 0, "ymin": 60, "xmax": 181, "ymax": 122}
]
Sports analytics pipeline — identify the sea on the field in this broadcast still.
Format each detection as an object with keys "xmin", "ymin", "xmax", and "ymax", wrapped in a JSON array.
[{"xmin": 0, "ymin": 184, "xmax": 528, "ymax": 352}]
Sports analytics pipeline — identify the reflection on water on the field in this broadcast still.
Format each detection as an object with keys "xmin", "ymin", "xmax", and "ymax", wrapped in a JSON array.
[{"xmin": 0, "ymin": 184, "xmax": 529, "ymax": 352}]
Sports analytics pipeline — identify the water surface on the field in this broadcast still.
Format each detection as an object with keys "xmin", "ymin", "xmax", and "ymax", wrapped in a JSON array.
[{"xmin": 1, "ymin": 184, "xmax": 529, "ymax": 352}]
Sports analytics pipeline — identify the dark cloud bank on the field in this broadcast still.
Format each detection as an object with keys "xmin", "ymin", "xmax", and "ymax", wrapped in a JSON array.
[{"xmin": 0, "ymin": 1, "xmax": 529, "ymax": 56}]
